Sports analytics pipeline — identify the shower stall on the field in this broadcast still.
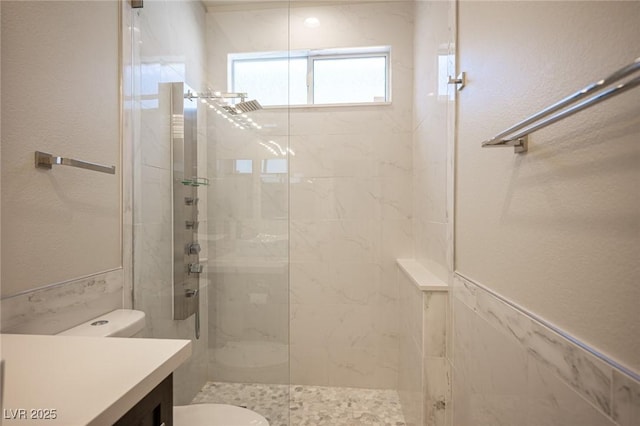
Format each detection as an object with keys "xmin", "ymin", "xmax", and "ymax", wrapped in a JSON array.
[{"xmin": 129, "ymin": 0, "xmax": 428, "ymax": 424}]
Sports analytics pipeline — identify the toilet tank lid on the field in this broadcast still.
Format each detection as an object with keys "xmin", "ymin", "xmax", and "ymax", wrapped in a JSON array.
[{"xmin": 57, "ymin": 309, "xmax": 146, "ymax": 337}]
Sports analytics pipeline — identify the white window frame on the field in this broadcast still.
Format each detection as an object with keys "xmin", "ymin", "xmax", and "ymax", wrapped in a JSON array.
[{"xmin": 228, "ymin": 46, "xmax": 391, "ymax": 107}]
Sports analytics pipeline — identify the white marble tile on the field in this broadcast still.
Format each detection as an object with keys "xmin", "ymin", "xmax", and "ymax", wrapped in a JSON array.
[
  {"xmin": 260, "ymin": 177, "xmax": 288, "ymax": 220},
  {"xmin": 452, "ymin": 274, "xmax": 478, "ymax": 311},
  {"xmin": 452, "ymin": 297, "xmax": 528, "ymax": 423},
  {"xmin": 444, "ymin": 362, "xmax": 454, "ymax": 426},
  {"xmin": 424, "ymin": 292, "xmax": 448, "ymax": 357},
  {"xmin": 290, "ymin": 178, "xmax": 334, "ymax": 221},
  {"xmin": 413, "ymin": 220, "xmax": 430, "ymax": 273},
  {"xmin": 214, "ymin": 298, "xmax": 287, "ymax": 343},
  {"xmin": 423, "ymin": 221, "xmax": 449, "ymax": 282},
  {"xmin": 398, "ymin": 333, "xmax": 423, "ymax": 426},
  {"xmin": 332, "ymin": 178, "xmax": 382, "ymax": 221},
  {"xmin": 371, "ymin": 132, "xmax": 413, "ymax": 179},
  {"xmin": 290, "ymin": 343, "xmax": 329, "ymax": 387},
  {"xmin": 139, "ymin": 164, "xmax": 171, "ymax": 225},
  {"xmin": 209, "ymin": 176, "xmax": 255, "ymax": 219},
  {"xmin": 475, "ymin": 288, "xmax": 531, "ymax": 346},
  {"xmin": 424, "ymin": 356, "xmax": 450, "ymax": 426},
  {"xmin": 327, "ymin": 219, "xmax": 378, "ymax": 264},
  {"xmin": 380, "ymin": 176, "xmax": 413, "ymax": 221},
  {"xmin": 466, "ymin": 393, "xmax": 529, "ymax": 426},
  {"xmin": 381, "ymin": 220, "xmax": 414, "ymax": 268},
  {"xmin": 140, "ymin": 85, "xmax": 171, "ymax": 170},
  {"xmin": 452, "ymin": 364, "xmax": 472, "ymax": 426},
  {"xmin": 289, "ymin": 133, "xmax": 372, "ymax": 179},
  {"xmin": 208, "ymin": 350, "xmax": 289, "ymax": 385},
  {"xmin": 289, "ymin": 262, "xmax": 329, "ymax": 305},
  {"xmin": 374, "ymin": 332, "xmax": 400, "ymax": 388},
  {"xmin": 331, "ymin": 262, "xmax": 380, "ymax": 306},
  {"xmin": 207, "ymin": 7, "xmax": 288, "ymax": 76},
  {"xmin": 289, "ymin": 303, "xmax": 331, "ymax": 347},
  {"xmin": 291, "ymin": 260, "xmax": 381, "ymax": 308},
  {"xmin": 326, "ymin": 344, "xmax": 380, "ymax": 389},
  {"xmin": 612, "ymin": 370, "xmax": 640, "ymax": 426},
  {"xmin": 527, "ymin": 354, "xmax": 616, "ymax": 426},
  {"xmin": 134, "ymin": 223, "xmax": 172, "ymax": 289},
  {"xmin": 291, "ymin": 177, "xmax": 380, "ymax": 221},
  {"xmin": 1, "ymin": 269, "xmax": 123, "ymax": 335},
  {"xmin": 528, "ymin": 320, "xmax": 613, "ymax": 416},
  {"xmin": 289, "ymin": 107, "xmax": 412, "ymax": 137},
  {"xmin": 289, "ymin": 221, "xmax": 332, "ymax": 263},
  {"xmin": 399, "ymin": 270, "xmax": 423, "ymax": 348},
  {"xmin": 327, "ymin": 304, "xmax": 379, "ymax": 349}
]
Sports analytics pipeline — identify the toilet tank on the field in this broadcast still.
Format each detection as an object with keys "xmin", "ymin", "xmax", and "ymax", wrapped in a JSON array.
[{"xmin": 57, "ymin": 309, "xmax": 146, "ymax": 337}]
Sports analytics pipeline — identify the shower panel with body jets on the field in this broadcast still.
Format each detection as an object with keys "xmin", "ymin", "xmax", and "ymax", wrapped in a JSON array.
[{"xmin": 170, "ymin": 83, "xmax": 263, "ymax": 339}]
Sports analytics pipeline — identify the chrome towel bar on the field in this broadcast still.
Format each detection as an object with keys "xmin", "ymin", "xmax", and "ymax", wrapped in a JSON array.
[
  {"xmin": 482, "ymin": 58, "xmax": 640, "ymax": 153},
  {"xmin": 35, "ymin": 151, "xmax": 116, "ymax": 175}
]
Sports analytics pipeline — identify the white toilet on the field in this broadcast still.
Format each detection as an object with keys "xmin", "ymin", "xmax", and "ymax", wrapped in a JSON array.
[
  {"xmin": 58, "ymin": 309, "xmax": 269, "ymax": 426},
  {"xmin": 173, "ymin": 404, "xmax": 269, "ymax": 426}
]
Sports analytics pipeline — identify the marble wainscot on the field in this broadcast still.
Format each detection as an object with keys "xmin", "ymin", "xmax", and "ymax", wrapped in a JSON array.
[
  {"xmin": 452, "ymin": 273, "xmax": 640, "ymax": 426},
  {"xmin": 0, "ymin": 268, "xmax": 123, "ymax": 335},
  {"xmin": 397, "ymin": 259, "xmax": 450, "ymax": 426}
]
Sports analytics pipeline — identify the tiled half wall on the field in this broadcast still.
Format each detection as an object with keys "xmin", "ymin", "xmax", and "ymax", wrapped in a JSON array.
[{"xmin": 397, "ymin": 259, "xmax": 451, "ymax": 426}]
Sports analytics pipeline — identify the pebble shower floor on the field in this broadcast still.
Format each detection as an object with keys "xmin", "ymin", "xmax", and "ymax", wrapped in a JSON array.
[{"xmin": 192, "ymin": 382, "xmax": 407, "ymax": 426}]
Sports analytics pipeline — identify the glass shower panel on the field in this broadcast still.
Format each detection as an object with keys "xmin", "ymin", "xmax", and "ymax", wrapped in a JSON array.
[
  {"xmin": 205, "ymin": 101, "xmax": 290, "ymax": 425},
  {"xmin": 130, "ymin": 1, "xmax": 210, "ymax": 407},
  {"xmin": 205, "ymin": 2, "xmax": 290, "ymax": 424}
]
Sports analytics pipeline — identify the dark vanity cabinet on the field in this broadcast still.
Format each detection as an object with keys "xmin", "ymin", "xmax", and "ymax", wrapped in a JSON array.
[{"xmin": 113, "ymin": 374, "xmax": 173, "ymax": 426}]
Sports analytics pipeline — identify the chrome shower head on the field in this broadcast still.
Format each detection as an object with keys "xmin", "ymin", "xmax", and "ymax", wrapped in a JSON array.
[{"xmin": 223, "ymin": 99, "xmax": 262, "ymax": 115}]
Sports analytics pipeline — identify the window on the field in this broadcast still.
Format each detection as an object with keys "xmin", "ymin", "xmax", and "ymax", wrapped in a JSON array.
[{"xmin": 229, "ymin": 47, "xmax": 390, "ymax": 106}]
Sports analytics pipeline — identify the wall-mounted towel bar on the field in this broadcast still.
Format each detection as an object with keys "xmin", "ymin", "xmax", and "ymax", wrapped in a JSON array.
[
  {"xmin": 482, "ymin": 58, "xmax": 640, "ymax": 153},
  {"xmin": 35, "ymin": 151, "xmax": 116, "ymax": 175}
]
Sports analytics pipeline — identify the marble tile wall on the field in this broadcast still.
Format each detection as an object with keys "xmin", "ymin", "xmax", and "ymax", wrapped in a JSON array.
[
  {"xmin": 287, "ymin": 0, "xmax": 415, "ymax": 390},
  {"xmin": 205, "ymin": 1, "xmax": 415, "ymax": 389},
  {"xmin": 130, "ymin": 0, "xmax": 209, "ymax": 406},
  {"xmin": 452, "ymin": 273, "xmax": 640, "ymax": 426},
  {"xmin": 0, "ymin": 269, "xmax": 123, "ymax": 335},
  {"xmin": 397, "ymin": 261, "xmax": 450, "ymax": 426}
]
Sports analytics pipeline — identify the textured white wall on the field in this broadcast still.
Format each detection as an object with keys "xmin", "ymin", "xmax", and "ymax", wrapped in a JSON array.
[
  {"xmin": 456, "ymin": 1, "xmax": 640, "ymax": 374},
  {"xmin": 1, "ymin": 1, "xmax": 120, "ymax": 296}
]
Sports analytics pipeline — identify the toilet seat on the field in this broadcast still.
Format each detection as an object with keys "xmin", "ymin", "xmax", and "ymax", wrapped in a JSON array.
[{"xmin": 174, "ymin": 403, "xmax": 269, "ymax": 426}]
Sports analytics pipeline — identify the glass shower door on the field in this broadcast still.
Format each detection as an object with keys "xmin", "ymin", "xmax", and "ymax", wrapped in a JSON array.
[
  {"xmin": 203, "ymin": 88, "xmax": 291, "ymax": 426},
  {"xmin": 203, "ymin": 3, "xmax": 291, "ymax": 425}
]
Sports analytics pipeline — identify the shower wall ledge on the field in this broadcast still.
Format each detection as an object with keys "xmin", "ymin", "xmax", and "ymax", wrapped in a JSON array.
[{"xmin": 396, "ymin": 258, "xmax": 449, "ymax": 292}]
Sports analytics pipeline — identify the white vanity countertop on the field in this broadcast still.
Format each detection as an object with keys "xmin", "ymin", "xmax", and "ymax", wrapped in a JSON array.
[{"xmin": 0, "ymin": 334, "xmax": 192, "ymax": 425}]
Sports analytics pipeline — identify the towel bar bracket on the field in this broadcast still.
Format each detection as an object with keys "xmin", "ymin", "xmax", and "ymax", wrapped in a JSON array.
[
  {"xmin": 482, "ymin": 135, "xmax": 529, "ymax": 153},
  {"xmin": 448, "ymin": 72, "xmax": 466, "ymax": 91}
]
